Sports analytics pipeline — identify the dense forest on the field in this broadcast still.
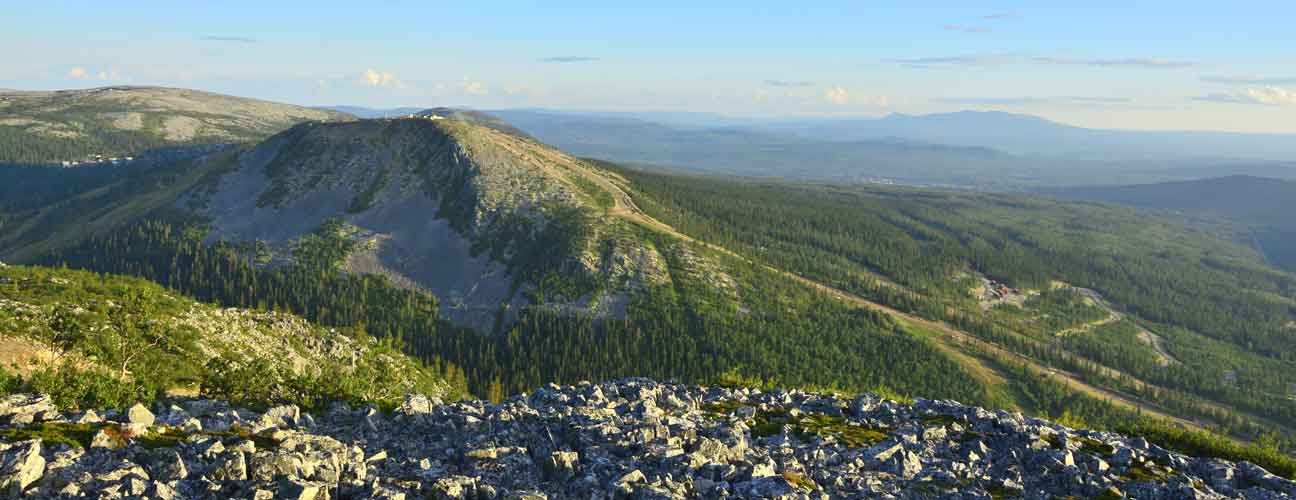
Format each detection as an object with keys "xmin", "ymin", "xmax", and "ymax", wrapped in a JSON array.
[{"xmin": 44, "ymin": 216, "xmax": 999, "ymax": 408}]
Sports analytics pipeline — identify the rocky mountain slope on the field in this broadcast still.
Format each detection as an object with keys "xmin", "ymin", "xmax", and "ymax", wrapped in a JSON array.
[
  {"xmin": 0, "ymin": 86, "xmax": 351, "ymax": 165},
  {"xmin": 2, "ymin": 378, "xmax": 1293, "ymax": 499},
  {"xmin": 185, "ymin": 117, "xmax": 678, "ymax": 330}
]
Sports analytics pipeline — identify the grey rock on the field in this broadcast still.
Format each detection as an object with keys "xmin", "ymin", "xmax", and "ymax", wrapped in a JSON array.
[
  {"xmin": 127, "ymin": 402, "xmax": 156, "ymax": 425},
  {"xmin": 1, "ymin": 380, "xmax": 1292, "ymax": 499},
  {"xmin": 208, "ymin": 452, "xmax": 248, "ymax": 481},
  {"xmin": 279, "ymin": 478, "xmax": 330, "ymax": 500},
  {"xmin": 90, "ymin": 428, "xmax": 122, "ymax": 449},
  {"xmin": 0, "ymin": 440, "xmax": 44, "ymax": 494}
]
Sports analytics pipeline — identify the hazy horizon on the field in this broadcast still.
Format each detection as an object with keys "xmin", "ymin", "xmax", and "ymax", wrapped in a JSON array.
[{"xmin": 5, "ymin": 1, "xmax": 1296, "ymax": 134}]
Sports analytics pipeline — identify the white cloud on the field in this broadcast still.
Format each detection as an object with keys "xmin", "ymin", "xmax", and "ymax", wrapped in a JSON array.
[
  {"xmin": 824, "ymin": 87, "xmax": 851, "ymax": 105},
  {"xmin": 66, "ymin": 66, "xmax": 127, "ymax": 81},
  {"xmin": 823, "ymin": 87, "xmax": 888, "ymax": 107},
  {"xmin": 361, "ymin": 68, "xmax": 398, "ymax": 87},
  {"xmin": 1196, "ymin": 87, "xmax": 1296, "ymax": 106},
  {"xmin": 460, "ymin": 79, "xmax": 488, "ymax": 95}
]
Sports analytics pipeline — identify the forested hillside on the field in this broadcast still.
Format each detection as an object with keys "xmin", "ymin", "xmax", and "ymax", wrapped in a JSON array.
[
  {"xmin": 1047, "ymin": 176, "xmax": 1296, "ymax": 272},
  {"xmin": 611, "ymin": 165, "xmax": 1296, "ymax": 451},
  {"xmin": 0, "ymin": 264, "xmax": 457, "ymax": 410},
  {"xmin": 2, "ymin": 117, "xmax": 997, "ymax": 410}
]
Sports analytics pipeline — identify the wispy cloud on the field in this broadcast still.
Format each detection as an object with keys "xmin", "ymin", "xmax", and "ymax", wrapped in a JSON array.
[
  {"xmin": 894, "ymin": 54, "xmax": 1193, "ymax": 69},
  {"xmin": 944, "ymin": 25, "xmax": 992, "ymax": 34},
  {"xmin": 541, "ymin": 56, "xmax": 600, "ymax": 63},
  {"xmin": 1201, "ymin": 75, "xmax": 1296, "ymax": 85},
  {"xmin": 1195, "ymin": 87, "xmax": 1296, "ymax": 106},
  {"xmin": 201, "ymin": 36, "xmax": 257, "ymax": 43},
  {"xmin": 765, "ymin": 80, "xmax": 815, "ymax": 88},
  {"xmin": 892, "ymin": 54, "xmax": 1013, "ymax": 68},
  {"xmin": 983, "ymin": 13, "xmax": 1014, "ymax": 20},
  {"xmin": 1032, "ymin": 56, "xmax": 1194, "ymax": 68},
  {"xmin": 938, "ymin": 96, "xmax": 1140, "ymax": 107}
]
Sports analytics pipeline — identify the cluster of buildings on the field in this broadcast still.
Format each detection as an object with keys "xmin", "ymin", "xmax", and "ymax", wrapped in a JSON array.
[{"xmin": 60, "ymin": 154, "xmax": 134, "ymax": 167}]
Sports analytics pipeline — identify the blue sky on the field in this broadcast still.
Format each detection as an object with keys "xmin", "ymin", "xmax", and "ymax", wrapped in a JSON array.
[{"xmin": 4, "ymin": 1, "xmax": 1295, "ymax": 133}]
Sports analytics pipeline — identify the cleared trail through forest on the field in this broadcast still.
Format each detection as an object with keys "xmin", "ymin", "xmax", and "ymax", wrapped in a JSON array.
[
  {"xmin": 583, "ymin": 168, "xmax": 1296, "ymax": 438},
  {"xmin": 583, "ymin": 171, "xmax": 1203, "ymax": 429}
]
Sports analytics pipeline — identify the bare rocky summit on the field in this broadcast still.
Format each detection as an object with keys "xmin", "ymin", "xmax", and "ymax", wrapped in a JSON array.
[{"xmin": 1, "ymin": 379, "xmax": 1292, "ymax": 499}]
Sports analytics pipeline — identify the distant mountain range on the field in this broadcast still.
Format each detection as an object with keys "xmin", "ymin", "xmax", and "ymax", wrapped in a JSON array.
[
  {"xmin": 759, "ymin": 111, "xmax": 1296, "ymax": 162},
  {"xmin": 487, "ymin": 109, "xmax": 1296, "ymax": 189}
]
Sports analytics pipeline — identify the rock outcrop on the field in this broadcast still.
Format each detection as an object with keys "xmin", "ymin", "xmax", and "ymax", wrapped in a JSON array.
[{"xmin": 1, "ymin": 379, "xmax": 1293, "ymax": 499}]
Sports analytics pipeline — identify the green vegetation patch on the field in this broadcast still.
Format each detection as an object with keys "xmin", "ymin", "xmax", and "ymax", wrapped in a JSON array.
[
  {"xmin": 0, "ymin": 422, "xmax": 101, "ymax": 449},
  {"xmin": 710, "ymin": 405, "xmax": 888, "ymax": 448}
]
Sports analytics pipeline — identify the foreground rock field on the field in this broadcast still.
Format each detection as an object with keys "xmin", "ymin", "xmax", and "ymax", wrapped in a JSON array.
[{"xmin": 1, "ymin": 379, "xmax": 1293, "ymax": 499}]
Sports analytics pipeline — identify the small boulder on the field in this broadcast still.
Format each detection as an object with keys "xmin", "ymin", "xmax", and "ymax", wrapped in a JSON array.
[
  {"xmin": 0, "ymin": 440, "xmax": 45, "ymax": 494},
  {"xmin": 0, "ymin": 394, "xmax": 56, "ymax": 425},
  {"xmin": 279, "ymin": 478, "xmax": 329, "ymax": 500},
  {"xmin": 127, "ymin": 403, "xmax": 156, "ymax": 426},
  {"xmin": 90, "ymin": 429, "xmax": 123, "ymax": 450}
]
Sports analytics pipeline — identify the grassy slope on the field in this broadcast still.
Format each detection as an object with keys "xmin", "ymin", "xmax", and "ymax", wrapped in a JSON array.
[{"xmin": 0, "ymin": 264, "xmax": 455, "ymax": 410}]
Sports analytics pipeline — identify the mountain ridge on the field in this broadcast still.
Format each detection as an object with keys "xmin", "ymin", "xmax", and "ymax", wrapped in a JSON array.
[
  {"xmin": 172, "ymin": 115, "xmax": 692, "ymax": 330},
  {"xmin": 0, "ymin": 86, "xmax": 352, "ymax": 165}
]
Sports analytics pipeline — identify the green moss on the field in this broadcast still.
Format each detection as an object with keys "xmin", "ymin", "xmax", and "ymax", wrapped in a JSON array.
[
  {"xmin": 1128, "ymin": 463, "xmax": 1173, "ymax": 483},
  {"xmin": 984, "ymin": 484, "xmax": 1022, "ymax": 499},
  {"xmin": 781, "ymin": 471, "xmax": 818, "ymax": 491},
  {"xmin": 730, "ymin": 407, "xmax": 890, "ymax": 448},
  {"xmin": 795, "ymin": 413, "xmax": 888, "ymax": 448},
  {"xmin": 921, "ymin": 415, "xmax": 958, "ymax": 426},
  {"xmin": 0, "ymin": 422, "xmax": 100, "ymax": 449},
  {"xmin": 135, "ymin": 427, "xmax": 190, "ymax": 449},
  {"xmin": 211, "ymin": 424, "xmax": 282, "ymax": 450},
  {"xmin": 1095, "ymin": 488, "xmax": 1126, "ymax": 500},
  {"xmin": 1076, "ymin": 436, "xmax": 1116, "ymax": 456},
  {"xmin": 1043, "ymin": 432, "xmax": 1064, "ymax": 449}
]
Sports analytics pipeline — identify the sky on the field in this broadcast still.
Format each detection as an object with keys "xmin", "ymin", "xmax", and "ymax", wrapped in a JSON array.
[{"xmin": 3, "ymin": 1, "xmax": 1295, "ymax": 133}]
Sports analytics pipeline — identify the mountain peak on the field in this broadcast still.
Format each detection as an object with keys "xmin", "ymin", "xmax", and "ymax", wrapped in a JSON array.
[{"xmin": 187, "ymin": 117, "xmax": 675, "ymax": 330}]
